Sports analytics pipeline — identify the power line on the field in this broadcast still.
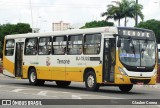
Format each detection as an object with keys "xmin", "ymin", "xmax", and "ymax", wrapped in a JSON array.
[{"xmin": 0, "ymin": 2, "xmax": 103, "ymax": 8}]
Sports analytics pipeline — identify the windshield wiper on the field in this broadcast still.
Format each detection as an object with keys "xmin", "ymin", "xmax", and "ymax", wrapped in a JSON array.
[
  {"xmin": 129, "ymin": 38, "xmax": 136, "ymax": 57},
  {"xmin": 141, "ymin": 48, "xmax": 145, "ymax": 59},
  {"xmin": 141, "ymin": 39, "xmax": 148, "ymax": 59}
]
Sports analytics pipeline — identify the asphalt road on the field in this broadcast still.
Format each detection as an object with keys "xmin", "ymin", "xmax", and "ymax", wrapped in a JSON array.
[{"xmin": 0, "ymin": 74, "xmax": 160, "ymax": 108}]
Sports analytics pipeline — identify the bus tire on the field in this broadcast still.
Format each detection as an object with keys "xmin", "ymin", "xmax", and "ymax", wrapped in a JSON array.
[
  {"xmin": 85, "ymin": 71, "xmax": 100, "ymax": 91},
  {"xmin": 56, "ymin": 81, "xmax": 71, "ymax": 87},
  {"xmin": 29, "ymin": 68, "xmax": 39, "ymax": 86},
  {"xmin": 119, "ymin": 84, "xmax": 133, "ymax": 92}
]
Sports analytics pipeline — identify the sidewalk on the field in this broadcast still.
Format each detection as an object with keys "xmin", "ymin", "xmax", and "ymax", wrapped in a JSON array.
[{"xmin": 134, "ymin": 83, "xmax": 160, "ymax": 88}]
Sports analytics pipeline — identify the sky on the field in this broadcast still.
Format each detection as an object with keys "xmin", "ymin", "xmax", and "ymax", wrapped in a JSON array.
[{"xmin": 0, "ymin": 0, "xmax": 160, "ymax": 32}]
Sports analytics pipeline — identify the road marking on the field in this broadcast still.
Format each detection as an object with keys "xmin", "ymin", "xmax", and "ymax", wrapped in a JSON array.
[
  {"xmin": 71, "ymin": 95, "xmax": 82, "ymax": 99},
  {"xmin": 37, "ymin": 91, "xmax": 48, "ymax": 96},
  {"xmin": 11, "ymin": 89, "xmax": 24, "ymax": 92},
  {"xmin": 0, "ymin": 85, "xmax": 4, "ymax": 87},
  {"xmin": 0, "ymin": 84, "xmax": 121, "ymax": 99},
  {"xmin": 0, "ymin": 84, "xmax": 124, "ymax": 99}
]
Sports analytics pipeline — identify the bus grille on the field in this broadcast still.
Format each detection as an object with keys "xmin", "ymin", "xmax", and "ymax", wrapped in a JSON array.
[{"xmin": 130, "ymin": 79, "xmax": 151, "ymax": 84}]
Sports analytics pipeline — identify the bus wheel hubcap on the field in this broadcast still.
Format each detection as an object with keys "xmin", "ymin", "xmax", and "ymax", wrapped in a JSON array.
[
  {"xmin": 87, "ymin": 75, "xmax": 94, "ymax": 88},
  {"xmin": 30, "ymin": 72, "xmax": 36, "ymax": 82}
]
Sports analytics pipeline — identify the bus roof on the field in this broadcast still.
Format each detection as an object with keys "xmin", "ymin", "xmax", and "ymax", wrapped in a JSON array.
[
  {"xmin": 5, "ymin": 27, "xmax": 117, "ymax": 39},
  {"xmin": 5, "ymin": 26, "xmax": 154, "ymax": 39}
]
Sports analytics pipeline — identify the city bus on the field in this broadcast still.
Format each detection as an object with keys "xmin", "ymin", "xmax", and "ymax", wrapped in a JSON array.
[{"xmin": 2, "ymin": 27, "xmax": 157, "ymax": 92}]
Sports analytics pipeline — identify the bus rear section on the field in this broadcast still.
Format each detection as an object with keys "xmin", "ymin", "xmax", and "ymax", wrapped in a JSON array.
[{"xmin": 3, "ymin": 38, "xmax": 24, "ymax": 78}]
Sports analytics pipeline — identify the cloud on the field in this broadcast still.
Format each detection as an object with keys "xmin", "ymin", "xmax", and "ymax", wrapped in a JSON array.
[{"xmin": 0, "ymin": 0, "xmax": 160, "ymax": 32}]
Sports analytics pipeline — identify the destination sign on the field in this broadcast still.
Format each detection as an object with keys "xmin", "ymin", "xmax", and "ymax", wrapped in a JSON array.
[{"xmin": 118, "ymin": 27, "xmax": 155, "ymax": 40}]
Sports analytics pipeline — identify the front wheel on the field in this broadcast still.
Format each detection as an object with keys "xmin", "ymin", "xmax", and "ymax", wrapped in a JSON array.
[
  {"xmin": 85, "ymin": 71, "xmax": 100, "ymax": 91},
  {"xmin": 119, "ymin": 84, "xmax": 133, "ymax": 92},
  {"xmin": 29, "ymin": 68, "xmax": 45, "ymax": 86}
]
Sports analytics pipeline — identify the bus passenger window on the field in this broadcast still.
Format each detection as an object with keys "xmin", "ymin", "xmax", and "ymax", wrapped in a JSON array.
[
  {"xmin": 25, "ymin": 38, "xmax": 38, "ymax": 55},
  {"xmin": 67, "ymin": 35, "xmax": 83, "ymax": 55},
  {"xmin": 83, "ymin": 34, "xmax": 101, "ymax": 54},
  {"xmin": 38, "ymin": 37, "xmax": 52, "ymax": 55},
  {"xmin": 53, "ymin": 36, "xmax": 66, "ymax": 55},
  {"xmin": 5, "ymin": 39, "xmax": 15, "ymax": 56}
]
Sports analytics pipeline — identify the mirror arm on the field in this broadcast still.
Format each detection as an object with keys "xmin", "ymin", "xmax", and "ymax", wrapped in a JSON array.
[{"xmin": 113, "ymin": 34, "xmax": 120, "ymax": 37}]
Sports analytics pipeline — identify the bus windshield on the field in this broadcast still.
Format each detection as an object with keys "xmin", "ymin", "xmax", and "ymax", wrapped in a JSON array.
[{"xmin": 119, "ymin": 38, "xmax": 156, "ymax": 67}]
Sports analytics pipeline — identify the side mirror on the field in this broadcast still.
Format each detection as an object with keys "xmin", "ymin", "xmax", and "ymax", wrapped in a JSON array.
[{"xmin": 117, "ymin": 38, "xmax": 121, "ymax": 47}]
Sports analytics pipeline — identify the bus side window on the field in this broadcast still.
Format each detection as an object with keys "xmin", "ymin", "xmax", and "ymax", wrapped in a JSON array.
[
  {"xmin": 67, "ymin": 35, "xmax": 83, "ymax": 55},
  {"xmin": 25, "ymin": 38, "xmax": 38, "ymax": 55},
  {"xmin": 83, "ymin": 34, "xmax": 101, "ymax": 54},
  {"xmin": 5, "ymin": 39, "xmax": 15, "ymax": 56},
  {"xmin": 38, "ymin": 37, "xmax": 52, "ymax": 55},
  {"xmin": 53, "ymin": 36, "xmax": 66, "ymax": 55}
]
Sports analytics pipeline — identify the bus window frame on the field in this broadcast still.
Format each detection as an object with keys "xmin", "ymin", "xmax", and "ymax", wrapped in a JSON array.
[
  {"xmin": 52, "ymin": 35, "xmax": 67, "ymax": 55},
  {"xmin": 38, "ymin": 36, "xmax": 52, "ymax": 55},
  {"xmin": 67, "ymin": 34, "xmax": 83, "ymax": 55},
  {"xmin": 24, "ymin": 37, "xmax": 38, "ymax": 55},
  {"xmin": 5, "ymin": 39, "xmax": 15, "ymax": 56},
  {"xmin": 83, "ymin": 33, "xmax": 101, "ymax": 55}
]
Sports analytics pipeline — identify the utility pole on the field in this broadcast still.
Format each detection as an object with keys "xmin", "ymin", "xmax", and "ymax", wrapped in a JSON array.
[
  {"xmin": 29, "ymin": 0, "xmax": 34, "ymax": 33},
  {"xmin": 135, "ymin": 0, "xmax": 138, "ymax": 26}
]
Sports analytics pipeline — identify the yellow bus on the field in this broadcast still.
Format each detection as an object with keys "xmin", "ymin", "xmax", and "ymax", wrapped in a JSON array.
[{"xmin": 3, "ymin": 27, "xmax": 157, "ymax": 92}]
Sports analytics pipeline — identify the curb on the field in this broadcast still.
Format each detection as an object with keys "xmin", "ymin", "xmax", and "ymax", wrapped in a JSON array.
[{"xmin": 134, "ymin": 84, "xmax": 160, "ymax": 88}]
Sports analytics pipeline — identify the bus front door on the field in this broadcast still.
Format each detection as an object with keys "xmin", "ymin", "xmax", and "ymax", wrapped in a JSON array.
[
  {"xmin": 15, "ymin": 42, "xmax": 24, "ymax": 77},
  {"xmin": 103, "ymin": 38, "xmax": 116, "ymax": 83}
]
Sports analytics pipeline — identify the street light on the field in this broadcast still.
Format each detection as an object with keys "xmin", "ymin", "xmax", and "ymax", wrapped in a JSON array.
[{"xmin": 29, "ymin": 0, "xmax": 34, "ymax": 33}]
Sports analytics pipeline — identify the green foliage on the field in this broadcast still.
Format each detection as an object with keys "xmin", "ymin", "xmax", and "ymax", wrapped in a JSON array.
[
  {"xmin": 136, "ymin": 19, "xmax": 160, "ymax": 43},
  {"xmin": 80, "ymin": 20, "xmax": 114, "ymax": 29},
  {"xmin": 101, "ymin": 0, "xmax": 143, "ymax": 26},
  {"xmin": 0, "ymin": 23, "xmax": 32, "ymax": 55}
]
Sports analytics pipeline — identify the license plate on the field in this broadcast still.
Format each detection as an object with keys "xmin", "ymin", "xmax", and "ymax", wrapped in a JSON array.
[{"xmin": 137, "ymin": 82, "xmax": 144, "ymax": 85}]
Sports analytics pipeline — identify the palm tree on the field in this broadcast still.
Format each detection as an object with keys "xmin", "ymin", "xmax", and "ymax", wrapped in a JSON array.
[
  {"xmin": 101, "ymin": 1, "xmax": 124, "ymax": 26},
  {"xmin": 129, "ymin": 1, "xmax": 144, "ymax": 26},
  {"xmin": 121, "ymin": 0, "xmax": 135, "ymax": 26},
  {"xmin": 101, "ymin": 0, "xmax": 144, "ymax": 27}
]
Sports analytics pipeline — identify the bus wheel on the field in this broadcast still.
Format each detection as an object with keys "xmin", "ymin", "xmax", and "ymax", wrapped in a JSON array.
[
  {"xmin": 85, "ymin": 71, "xmax": 100, "ymax": 91},
  {"xmin": 119, "ymin": 84, "xmax": 133, "ymax": 92},
  {"xmin": 29, "ymin": 68, "xmax": 40, "ymax": 86},
  {"xmin": 56, "ymin": 81, "xmax": 71, "ymax": 87}
]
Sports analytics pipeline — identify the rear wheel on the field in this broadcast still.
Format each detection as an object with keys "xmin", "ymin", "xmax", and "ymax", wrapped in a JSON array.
[
  {"xmin": 119, "ymin": 84, "xmax": 133, "ymax": 92},
  {"xmin": 29, "ymin": 68, "xmax": 45, "ymax": 86},
  {"xmin": 85, "ymin": 71, "xmax": 100, "ymax": 91},
  {"xmin": 56, "ymin": 81, "xmax": 71, "ymax": 87}
]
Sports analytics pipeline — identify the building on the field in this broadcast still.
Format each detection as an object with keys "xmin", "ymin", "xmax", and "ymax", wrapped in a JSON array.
[{"xmin": 52, "ymin": 21, "xmax": 70, "ymax": 31}]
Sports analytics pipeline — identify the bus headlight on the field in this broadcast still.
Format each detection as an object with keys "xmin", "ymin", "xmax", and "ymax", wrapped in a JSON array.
[
  {"xmin": 153, "ymin": 69, "xmax": 157, "ymax": 76},
  {"xmin": 118, "ymin": 67, "xmax": 128, "ymax": 76}
]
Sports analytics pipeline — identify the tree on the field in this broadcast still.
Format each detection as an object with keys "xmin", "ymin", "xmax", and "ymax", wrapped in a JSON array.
[
  {"xmin": 127, "ymin": 0, "xmax": 144, "ymax": 26},
  {"xmin": 101, "ymin": 1, "xmax": 123, "ymax": 26},
  {"xmin": 101, "ymin": 0, "xmax": 144, "ymax": 26},
  {"xmin": 80, "ymin": 20, "xmax": 114, "ymax": 29},
  {"xmin": 136, "ymin": 19, "xmax": 160, "ymax": 43},
  {"xmin": 0, "ymin": 23, "xmax": 32, "ymax": 55}
]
